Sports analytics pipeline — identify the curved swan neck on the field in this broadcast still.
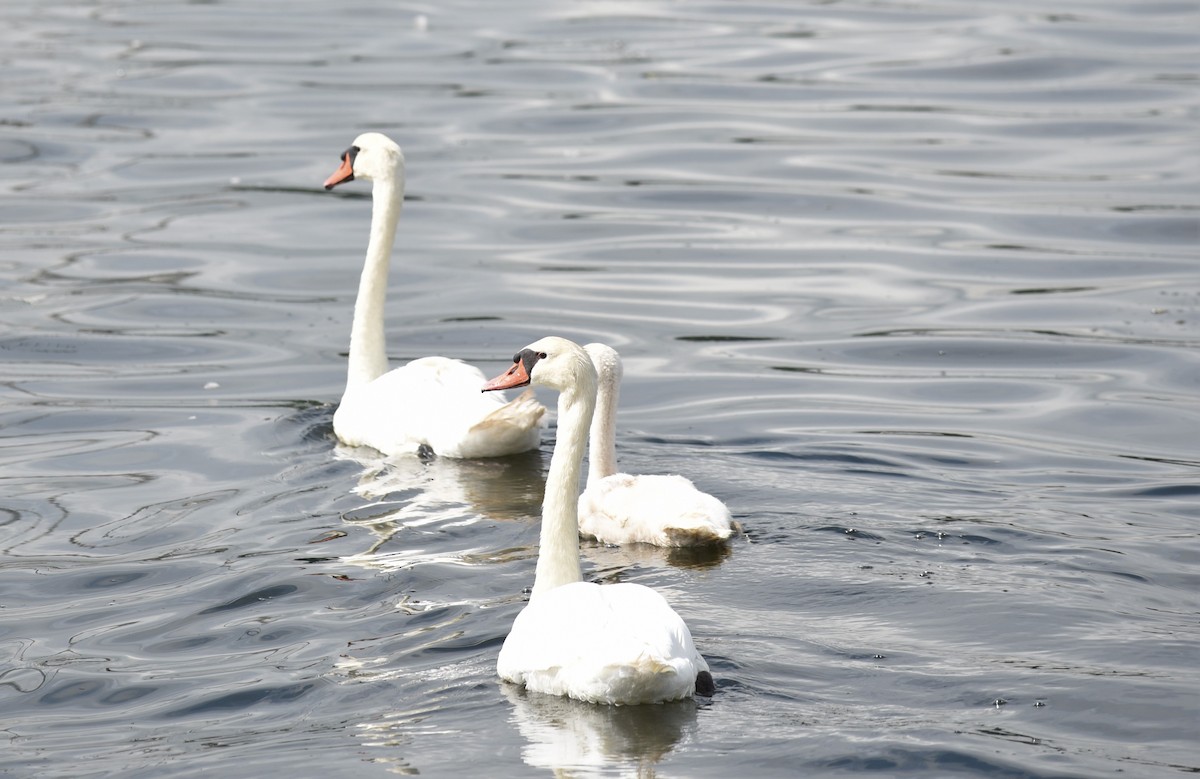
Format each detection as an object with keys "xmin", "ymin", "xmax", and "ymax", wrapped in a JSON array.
[
  {"xmin": 532, "ymin": 378, "xmax": 595, "ymax": 600},
  {"xmin": 586, "ymin": 352, "xmax": 620, "ymax": 486},
  {"xmin": 346, "ymin": 176, "xmax": 402, "ymax": 391}
]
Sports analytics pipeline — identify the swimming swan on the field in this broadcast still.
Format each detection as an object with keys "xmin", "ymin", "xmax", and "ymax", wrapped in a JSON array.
[
  {"xmin": 482, "ymin": 336, "xmax": 714, "ymax": 705},
  {"xmin": 579, "ymin": 343, "xmax": 736, "ymax": 547},
  {"xmin": 323, "ymin": 133, "xmax": 544, "ymax": 458}
]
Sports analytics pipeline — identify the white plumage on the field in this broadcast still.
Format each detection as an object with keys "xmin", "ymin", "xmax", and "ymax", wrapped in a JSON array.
[
  {"xmin": 578, "ymin": 343, "xmax": 735, "ymax": 546},
  {"xmin": 482, "ymin": 337, "xmax": 713, "ymax": 705},
  {"xmin": 324, "ymin": 133, "xmax": 544, "ymax": 458},
  {"xmin": 497, "ymin": 581, "xmax": 706, "ymax": 705},
  {"xmin": 334, "ymin": 356, "xmax": 543, "ymax": 459}
]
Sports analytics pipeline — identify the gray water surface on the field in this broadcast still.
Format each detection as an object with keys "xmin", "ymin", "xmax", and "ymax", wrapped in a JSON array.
[{"xmin": 2, "ymin": 1, "xmax": 1198, "ymax": 777}]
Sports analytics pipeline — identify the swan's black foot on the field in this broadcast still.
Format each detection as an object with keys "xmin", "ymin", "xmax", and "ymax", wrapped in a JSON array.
[
  {"xmin": 416, "ymin": 443, "xmax": 436, "ymax": 461},
  {"xmin": 695, "ymin": 670, "xmax": 715, "ymax": 697}
]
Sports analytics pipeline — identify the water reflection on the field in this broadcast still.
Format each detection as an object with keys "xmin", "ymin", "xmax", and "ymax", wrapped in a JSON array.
[
  {"xmin": 343, "ymin": 447, "xmax": 545, "ymax": 510},
  {"xmin": 334, "ymin": 446, "xmax": 546, "ymax": 560},
  {"xmin": 583, "ymin": 538, "xmax": 734, "ymax": 573},
  {"xmin": 503, "ymin": 684, "xmax": 699, "ymax": 778}
]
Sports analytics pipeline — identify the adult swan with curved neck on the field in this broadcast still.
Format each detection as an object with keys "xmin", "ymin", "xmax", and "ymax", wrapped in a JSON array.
[
  {"xmin": 483, "ymin": 336, "xmax": 714, "ymax": 704},
  {"xmin": 323, "ymin": 133, "xmax": 544, "ymax": 458},
  {"xmin": 580, "ymin": 342, "xmax": 736, "ymax": 546}
]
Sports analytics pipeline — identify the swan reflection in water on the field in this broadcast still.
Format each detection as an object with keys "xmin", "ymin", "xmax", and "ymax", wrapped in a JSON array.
[
  {"xmin": 502, "ymin": 684, "xmax": 700, "ymax": 778},
  {"xmin": 583, "ymin": 536, "xmax": 733, "ymax": 573},
  {"xmin": 334, "ymin": 444, "xmax": 546, "ymax": 563}
]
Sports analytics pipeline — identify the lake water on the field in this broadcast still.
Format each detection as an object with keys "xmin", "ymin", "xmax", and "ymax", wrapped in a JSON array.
[{"xmin": 1, "ymin": 0, "xmax": 1198, "ymax": 776}]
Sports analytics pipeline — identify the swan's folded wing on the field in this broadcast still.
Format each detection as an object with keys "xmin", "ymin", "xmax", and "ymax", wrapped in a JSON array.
[{"xmin": 451, "ymin": 388, "xmax": 545, "ymax": 459}]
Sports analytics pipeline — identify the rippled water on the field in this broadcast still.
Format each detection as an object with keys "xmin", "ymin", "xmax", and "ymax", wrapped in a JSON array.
[{"xmin": 2, "ymin": 0, "xmax": 1198, "ymax": 776}]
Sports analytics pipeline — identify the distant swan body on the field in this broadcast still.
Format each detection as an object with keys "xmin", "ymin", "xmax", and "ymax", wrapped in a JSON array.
[
  {"xmin": 578, "ymin": 343, "xmax": 735, "ymax": 546},
  {"xmin": 323, "ymin": 133, "xmax": 544, "ymax": 458},
  {"xmin": 483, "ymin": 337, "xmax": 713, "ymax": 705}
]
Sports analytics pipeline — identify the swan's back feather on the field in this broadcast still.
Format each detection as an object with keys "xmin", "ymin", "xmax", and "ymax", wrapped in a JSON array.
[
  {"xmin": 497, "ymin": 581, "xmax": 707, "ymax": 705},
  {"xmin": 578, "ymin": 473, "xmax": 735, "ymax": 547}
]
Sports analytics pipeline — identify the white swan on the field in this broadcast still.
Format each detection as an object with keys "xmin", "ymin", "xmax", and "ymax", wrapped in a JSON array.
[
  {"xmin": 482, "ymin": 336, "xmax": 714, "ymax": 705},
  {"xmin": 579, "ymin": 342, "xmax": 736, "ymax": 547},
  {"xmin": 323, "ymin": 132, "xmax": 544, "ymax": 459}
]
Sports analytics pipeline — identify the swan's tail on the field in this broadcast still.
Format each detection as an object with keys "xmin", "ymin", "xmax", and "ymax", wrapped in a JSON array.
[
  {"xmin": 662, "ymin": 517, "xmax": 739, "ymax": 546},
  {"xmin": 457, "ymin": 389, "xmax": 546, "ymax": 458}
]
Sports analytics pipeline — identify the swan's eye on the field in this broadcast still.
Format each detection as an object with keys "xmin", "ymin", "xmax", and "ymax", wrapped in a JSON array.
[{"xmin": 538, "ymin": 352, "xmax": 547, "ymax": 359}]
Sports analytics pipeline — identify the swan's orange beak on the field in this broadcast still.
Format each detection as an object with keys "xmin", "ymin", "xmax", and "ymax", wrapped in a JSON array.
[
  {"xmin": 482, "ymin": 359, "xmax": 531, "ymax": 392},
  {"xmin": 324, "ymin": 153, "xmax": 355, "ymax": 190}
]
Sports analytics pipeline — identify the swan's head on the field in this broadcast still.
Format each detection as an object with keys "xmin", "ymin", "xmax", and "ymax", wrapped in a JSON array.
[
  {"xmin": 323, "ymin": 132, "xmax": 404, "ymax": 190},
  {"xmin": 583, "ymin": 342, "xmax": 623, "ymax": 384},
  {"xmin": 482, "ymin": 336, "xmax": 597, "ymax": 396}
]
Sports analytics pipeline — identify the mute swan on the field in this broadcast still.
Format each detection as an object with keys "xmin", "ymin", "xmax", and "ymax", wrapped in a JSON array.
[
  {"xmin": 323, "ymin": 132, "xmax": 544, "ymax": 458},
  {"xmin": 482, "ymin": 336, "xmax": 714, "ymax": 705},
  {"xmin": 579, "ymin": 343, "xmax": 736, "ymax": 547}
]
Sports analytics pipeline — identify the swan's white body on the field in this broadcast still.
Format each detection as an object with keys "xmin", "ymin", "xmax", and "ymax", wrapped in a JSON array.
[
  {"xmin": 335, "ymin": 357, "xmax": 543, "ymax": 459},
  {"xmin": 498, "ymin": 580, "xmax": 707, "ymax": 705},
  {"xmin": 483, "ymin": 337, "xmax": 711, "ymax": 705},
  {"xmin": 325, "ymin": 133, "xmax": 544, "ymax": 459},
  {"xmin": 578, "ymin": 343, "xmax": 735, "ymax": 546}
]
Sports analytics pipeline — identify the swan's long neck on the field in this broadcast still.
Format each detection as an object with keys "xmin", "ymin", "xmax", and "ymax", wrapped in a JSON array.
[
  {"xmin": 586, "ymin": 354, "xmax": 620, "ymax": 486},
  {"xmin": 532, "ymin": 373, "xmax": 596, "ymax": 600},
  {"xmin": 345, "ymin": 176, "xmax": 402, "ymax": 392}
]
